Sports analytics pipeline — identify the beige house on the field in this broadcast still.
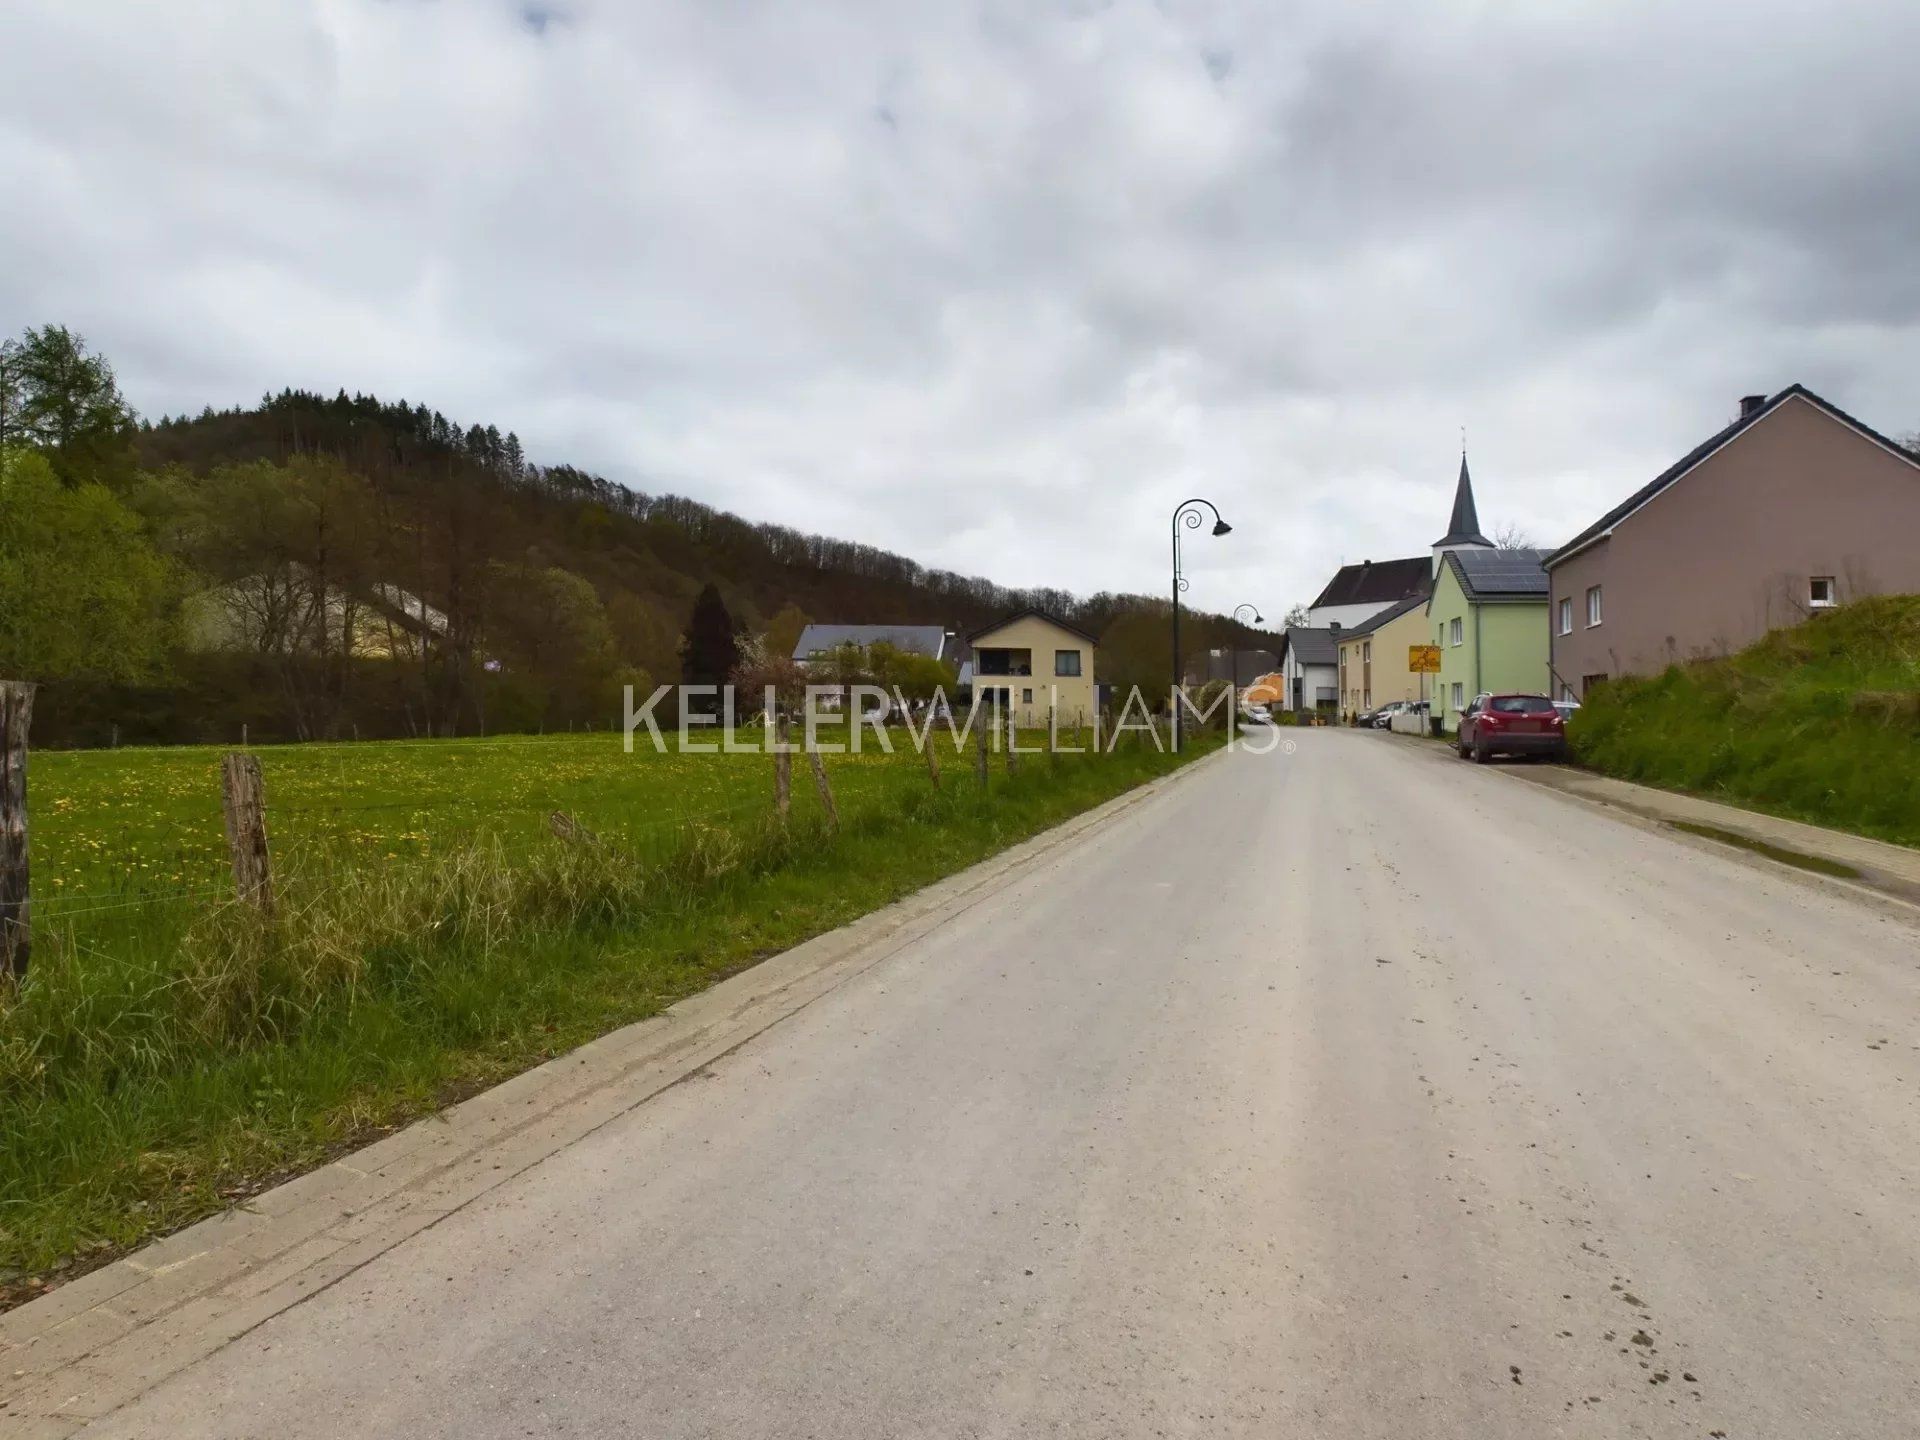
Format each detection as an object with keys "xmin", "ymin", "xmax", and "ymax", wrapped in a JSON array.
[
  {"xmin": 186, "ymin": 576, "xmax": 447, "ymax": 660},
  {"xmin": 966, "ymin": 609, "xmax": 1098, "ymax": 729},
  {"xmin": 1335, "ymin": 591, "xmax": 1433, "ymax": 717}
]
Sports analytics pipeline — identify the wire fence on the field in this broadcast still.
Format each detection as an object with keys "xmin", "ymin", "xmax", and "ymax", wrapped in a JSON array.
[{"xmin": 11, "ymin": 719, "xmax": 1181, "ymax": 957}]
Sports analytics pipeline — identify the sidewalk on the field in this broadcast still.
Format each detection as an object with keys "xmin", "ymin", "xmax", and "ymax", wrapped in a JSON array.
[
  {"xmin": 1373, "ymin": 725, "xmax": 1920, "ymax": 906},
  {"xmin": 1504, "ymin": 763, "xmax": 1920, "ymax": 902}
]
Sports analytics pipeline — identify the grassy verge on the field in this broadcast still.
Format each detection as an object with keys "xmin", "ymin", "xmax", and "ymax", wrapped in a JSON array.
[
  {"xmin": 1570, "ymin": 595, "xmax": 1920, "ymax": 849},
  {"xmin": 1, "ymin": 729, "xmax": 1218, "ymax": 1295}
]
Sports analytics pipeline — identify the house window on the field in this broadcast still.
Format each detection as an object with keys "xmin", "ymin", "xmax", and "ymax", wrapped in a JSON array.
[
  {"xmin": 1581, "ymin": 673, "xmax": 1609, "ymax": 696},
  {"xmin": 1021, "ymin": 687, "xmax": 1033, "ymax": 705},
  {"xmin": 975, "ymin": 648, "xmax": 1032, "ymax": 676},
  {"xmin": 1053, "ymin": 648, "xmax": 1082, "ymax": 677},
  {"xmin": 1450, "ymin": 681, "xmax": 1464, "ymax": 711},
  {"xmin": 1586, "ymin": 586, "xmax": 1603, "ymax": 627},
  {"xmin": 1448, "ymin": 617, "xmax": 1463, "ymax": 647},
  {"xmin": 1810, "ymin": 576, "xmax": 1836, "ymax": 609},
  {"xmin": 1560, "ymin": 683, "xmax": 1575, "ymax": 703},
  {"xmin": 1361, "ymin": 641, "xmax": 1371, "ymax": 661},
  {"xmin": 1558, "ymin": 597, "xmax": 1572, "ymax": 635}
]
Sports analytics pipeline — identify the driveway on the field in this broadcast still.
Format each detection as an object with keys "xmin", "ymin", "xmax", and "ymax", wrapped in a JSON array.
[{"xmin": 58, "ymin": 730, "xmax": 1920, "ymax": 1437}]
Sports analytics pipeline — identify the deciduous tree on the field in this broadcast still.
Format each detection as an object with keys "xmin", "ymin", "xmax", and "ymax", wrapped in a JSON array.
[{"xmin": 0, "ymin": 449, "xmax": 180, "ymax": 683}]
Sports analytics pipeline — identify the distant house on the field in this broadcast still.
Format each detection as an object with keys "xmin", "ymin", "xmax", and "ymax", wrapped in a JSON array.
[
  {"xmin": 1335, "ymin": 590, "xmax": 1432, "ymax": 718},
  {"xmin": 1242, "ymin": 671, "xmax": 1286, "ymax": 707},
  {"xmin": 1277, "ymin": 627, "xmax": 1339, "ymax": 714},
  {"xmin": 1189, "ymin": 648, "xmax": 1280, "ymax": 688},
  {"xmin": 1545, "ymin": 386, "xmax": 1920, "ymax": 701},
  {"xmin": 186, "ymin": 574, "xmax": 448, "ymax": 660},
  {"xmin": 790, "ymin": 624, "xmax": 955, "ymax": 667},
  {"xmin": 966, "ymin": 608, "xmax": 1097, "ymax": 728},
  {"xmin": 1427, "ymin": 548, "xmax": 1552, "ymax": 731},
  {"xmin": 1306, "ymin": 555, "xmax": 1430, "ymax": 630}
]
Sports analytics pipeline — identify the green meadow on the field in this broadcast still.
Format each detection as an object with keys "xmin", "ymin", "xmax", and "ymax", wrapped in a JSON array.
[{"xmin": 2, "ymin": 721, "xmax": 1209, "ymax": 1290}]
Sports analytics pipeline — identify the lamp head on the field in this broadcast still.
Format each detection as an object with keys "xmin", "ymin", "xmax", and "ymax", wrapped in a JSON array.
[{"xmin": 1211, "ymin": 519, "xmax": 1233, "ymax": 537}]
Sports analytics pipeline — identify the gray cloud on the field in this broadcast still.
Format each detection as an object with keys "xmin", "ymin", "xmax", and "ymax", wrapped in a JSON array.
[{"xmin": 3, "ymin": 0, "xmax": 1917, "ymax": 614}]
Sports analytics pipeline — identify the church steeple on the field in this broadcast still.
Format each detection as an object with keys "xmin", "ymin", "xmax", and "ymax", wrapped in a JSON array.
[{"xmin": 1432, "ymin": 450, "xmax": 1494, "ymax": 575}]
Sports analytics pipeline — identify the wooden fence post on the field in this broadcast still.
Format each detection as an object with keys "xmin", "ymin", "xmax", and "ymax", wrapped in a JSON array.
[
  {"xmin": 774, "ymin": 717, "xmax": 792, "ymax": 821},
  {"xmin": 975, "ymin": 701, "xmax": 990, "ymax": 787},
  {"xmin": 1, "ymin": 682, "xmax": 34, "ymax": 982},
  {"xmin": 923, "ymin": 721, "xmax": 941, "ymax": 791},
  {"xmin": 1004, "ymin": 706, "xmax": 1018, "ymax": 775},
  {"xmin": 806, "ymin": 745, "xmax": 839, "ymax": 832},
  {"xmin": 220, "ymin": 752, "xmax": 275, "ymax": 916}
]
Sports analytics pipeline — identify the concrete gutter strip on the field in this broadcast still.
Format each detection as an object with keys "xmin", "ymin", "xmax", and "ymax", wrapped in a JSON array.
[{"xmin": 0, "ymin": 749, "xmax": 1223, "ymax": 1433}]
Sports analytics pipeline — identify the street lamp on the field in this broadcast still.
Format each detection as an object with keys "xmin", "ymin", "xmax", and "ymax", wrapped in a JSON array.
[
  {"xmin": 1230, "ymin": 603, "xmax": 1264, "ymax": 736},
  {"xmin": 1171, "ymin": 498, "xmax": 1231, "ymax": 752}
]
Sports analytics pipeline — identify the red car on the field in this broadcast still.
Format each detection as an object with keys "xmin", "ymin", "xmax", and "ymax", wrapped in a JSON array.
[{"xmin": 1456, "ymin": 692, "xmax": 1567, "ymax": 763}]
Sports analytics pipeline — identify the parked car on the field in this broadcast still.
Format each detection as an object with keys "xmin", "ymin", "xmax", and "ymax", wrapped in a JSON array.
[
  {"xmin": 1456, "ymin": 692, "xmax": 1567, "ymax": 762},
  {"xmin": 1553, "ymin": 698, "xmax": 1581, "ymax": 724},
  {"xmin": 1239, "ymin": 704, "xmax": 1273, "ymax": 725},
  {"xmin": 1369, "ymin": 700, "xmax": 1409, "ymax": 729}
]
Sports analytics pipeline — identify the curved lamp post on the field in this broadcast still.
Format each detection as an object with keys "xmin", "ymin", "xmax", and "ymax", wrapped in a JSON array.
[
  {"xmin": 1230, "ymin": 603, "xmax": 1264, "ymax": 735},
  {"xmin": 1171, "ymin": 498, "xmax": 1231, "ymax": 752}
]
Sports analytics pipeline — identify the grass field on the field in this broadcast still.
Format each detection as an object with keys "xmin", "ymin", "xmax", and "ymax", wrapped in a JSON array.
[
  {"xmin": 1571, "ymin": 595, "xmax": 1920, "ymax": 847},
  {"xmin": 2, "ymin": 719, "xmax": 1210, "ymax": 1291},
  {"xmin": 30, "ymin": 724, "xmax": 1007, "ymax": 907}
]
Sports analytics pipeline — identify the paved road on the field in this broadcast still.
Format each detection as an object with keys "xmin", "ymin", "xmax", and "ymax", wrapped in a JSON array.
[{"xmin": 82, "ymin": 731, "xmax": 1920, "ymax": 1438}]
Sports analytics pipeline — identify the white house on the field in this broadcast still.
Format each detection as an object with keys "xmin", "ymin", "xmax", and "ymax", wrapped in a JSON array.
[
  {"xmin": 1305, "ymin": 556, "xmax": 1431, "ymax": 631},
  {"xmin": 1277, "ymin": 626, "xmax": 1339, "ymax": 715}
]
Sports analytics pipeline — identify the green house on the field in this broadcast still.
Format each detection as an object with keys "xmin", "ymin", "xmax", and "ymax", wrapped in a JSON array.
[{"xmin": 1428, "ymin": 547, "xmax": 1553, "ymax": 732}]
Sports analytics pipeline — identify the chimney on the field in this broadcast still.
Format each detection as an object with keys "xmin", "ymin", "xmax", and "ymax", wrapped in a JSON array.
[
  {"xmin": 1329, "ymin": 621, "xmax": 1342, "ymax": 641},
  {"xmin": 1739, "ymin": 393, "xmax": 1767, "ymax": 419}
]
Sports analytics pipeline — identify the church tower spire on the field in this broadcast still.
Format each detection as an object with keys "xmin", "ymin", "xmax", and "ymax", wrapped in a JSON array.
[{"xmin": 1432, "ymin": 449, "xmax": 1494, "ymax": 575}]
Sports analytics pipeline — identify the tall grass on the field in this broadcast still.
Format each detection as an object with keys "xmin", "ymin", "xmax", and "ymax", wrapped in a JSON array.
[
  {"xmin": 1570, "ymin": 595, "xmax": 1920, "ymax": 846},
  {"xmin": 0, "ymin": 731, "xmax": 1210, "ymax": 1281}
]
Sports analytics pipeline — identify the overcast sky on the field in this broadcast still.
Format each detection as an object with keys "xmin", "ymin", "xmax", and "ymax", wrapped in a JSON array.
[{"xmin": 5, "ymin": 0, "xmax": 1918, "ymax": 617}]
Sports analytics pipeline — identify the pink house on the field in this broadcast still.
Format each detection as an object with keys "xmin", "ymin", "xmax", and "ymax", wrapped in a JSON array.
[{"xmin": 1545, "ymin": 386, "xmax": 1920, "ymax": 700}]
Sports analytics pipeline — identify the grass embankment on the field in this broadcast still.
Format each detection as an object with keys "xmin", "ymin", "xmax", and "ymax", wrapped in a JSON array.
[
  {"xmin": 1571, "ymin": 596, "xmax": 1920, "ymax": 847},
  {"xmin": 1, "ymin": 726, "xmax": 1215, "ymax": 1289}
]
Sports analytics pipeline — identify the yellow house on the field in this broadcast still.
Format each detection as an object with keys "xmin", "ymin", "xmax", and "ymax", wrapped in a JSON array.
[
  {"xmin": 1335, "ymin": 591, "xmax": 1434, "ymax": 718},
  {"xmin": 966, "ymin": 609, "xmax": 1098, "ymax": 730}
]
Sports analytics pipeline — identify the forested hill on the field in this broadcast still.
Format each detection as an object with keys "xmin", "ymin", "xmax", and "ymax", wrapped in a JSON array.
[
  {"xmin": 139, "ymin": 386, "xmax": 1121, "ymax": 646},
  {"xmin": 4, "ymin": 327, "xmax": 1272, "ymax": 746}
]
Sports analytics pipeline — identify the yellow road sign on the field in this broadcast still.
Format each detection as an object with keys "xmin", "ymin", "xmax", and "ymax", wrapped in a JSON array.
[{"xmin": 1409, "ymin": 644, "xmax": 1442, "ymax": 674}]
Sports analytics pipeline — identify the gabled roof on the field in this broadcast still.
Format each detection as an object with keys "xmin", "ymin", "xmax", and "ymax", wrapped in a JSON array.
[
  {"xmin": 1338, "ymin": 586, "xmax": 1431, "ymax": 640},
  {"xmin": 1545, "ymin": 384, "xmax": 1920, "ymax": 568},
  {"xmin": 1280, "ymin": 626, "xmax": 1338, "ymax": 667},
  {"xmin": 1308, "ymin": 555, "xmax": 1431, "ymax": 610},
  {"xmin": 1432, "ymin": 453, "xmax": 1491, "ymax": 547},
  {"xmin": 966, "ymin": 607, "xmax": 1100, "ymax": 646},
  {"xmin": 1193, "ymin": 648, "xmax": 1280, "ymax": 683},
  {"xmin": 1443, "ymin": 547, "xmax": 1550, "ymax": 601},
  {"xmin": 793, "ymin": 624, "xmax": 949, "ymax": 662}
]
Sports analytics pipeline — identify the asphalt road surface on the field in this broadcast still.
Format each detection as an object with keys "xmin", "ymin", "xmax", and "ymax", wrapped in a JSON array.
[{"xmin": 82, "ymin": 730, "xmax": 1920, "ymax": 1438}]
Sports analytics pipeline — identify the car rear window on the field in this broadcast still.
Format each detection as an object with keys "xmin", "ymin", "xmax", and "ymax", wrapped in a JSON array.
[{"xmin": 1491, "ymin": 696, "xmax": 1556, "ymax": 713}]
